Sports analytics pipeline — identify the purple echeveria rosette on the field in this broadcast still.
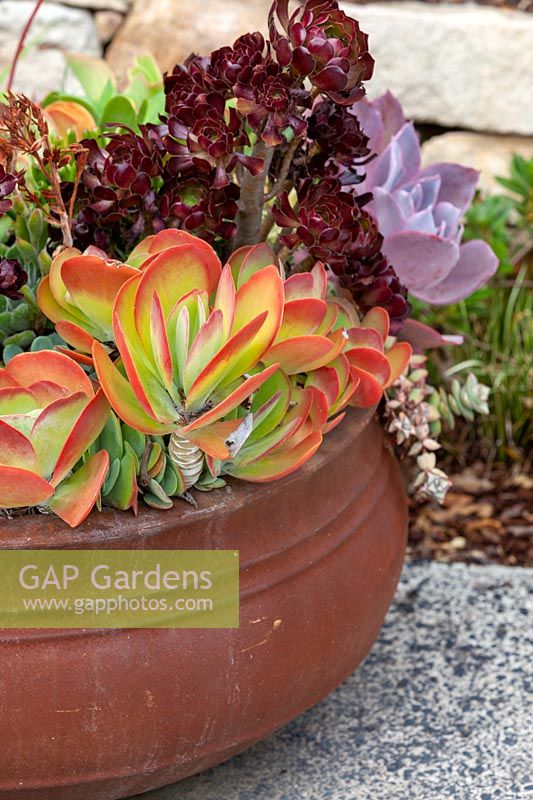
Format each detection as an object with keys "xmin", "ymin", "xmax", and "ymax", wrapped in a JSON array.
[{"xmin": 353, "ymin": 92, "xmax": 498, "ymax": 305}]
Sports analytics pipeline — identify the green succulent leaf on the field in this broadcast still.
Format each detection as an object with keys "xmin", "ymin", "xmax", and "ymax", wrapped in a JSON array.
[
  {"xmin": 30, "ymin": 335, "xmax": 54, "ymax": 352},
  {"xmin": 65, "ymin": 53, "xmax": 116, "ymax": 110},
  {"xmin": 102, "ymin": 457, "xmax": 121, "ymax": 495},
  {"xmin": 102, "ymin": 96, "xmax": 138, "ymax": 131},
  {"xmin": 2, "ymin": 344, "xmax": 24, "ymax": 363}
]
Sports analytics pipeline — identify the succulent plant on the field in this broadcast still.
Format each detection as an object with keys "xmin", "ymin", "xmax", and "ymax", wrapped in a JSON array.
[
  {"xmin": 354, "ymin": 92, "xmax": 498, "ymax": 305},
  {"xmin": 272, "ymin": 178, "xmax": 410, "ymax": 331},
  {"xmin": 234, "ymin": 57, "xmax": 308, "ymax": 147},
  {"xmin": 0, "ymin": 257, "xmax": 26, "ymax": 301},
  {"xmin": 431, "ymin": 371, "xmax": 491, "ymax": 429},
  {"xmin": 0, "ymin": 351, "xmax": 109, "ymax": 525},
  {"xmin": 36, "ymin": 229, "xmax": 410, "ymax": 492},
  {"xmin": 69, "ymin": 131, "xmax": 163, "ymax": 253},
  {"xmin": 37, "ymin": 244, "xmax": 139, "ymax": 358},
  {"xmin": 89, "ymin": 231, "xmax": 332, "ymax": 484},
  {"xmin": 307, "ymin": 98, "xmax": 371, "ymax": 171},
  {"xmin": 268, "ymin": 0, "xmax": 374, "ymax": 104},
  {"xmin": 0, "ymin": 201, "xmax": 58, "ymax": 365},
  {"xmin": 385, "ymin": 355, "xmax": 490, "ymax": 503}
]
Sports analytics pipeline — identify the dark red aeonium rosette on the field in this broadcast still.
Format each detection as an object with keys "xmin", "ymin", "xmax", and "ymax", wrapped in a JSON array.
[
  {"xmin": 269, "ymin": 0, "xmax": 374, "ymax": 105},
  {"xmin": 273, "ymin": 177, "xmax": 410, "ymax": 331}
]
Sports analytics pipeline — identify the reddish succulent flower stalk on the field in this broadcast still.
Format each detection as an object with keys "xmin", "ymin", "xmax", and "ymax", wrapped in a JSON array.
[
  {"xmin": 0, "ymin": 93, "xmax": 88, "ymax": 247},
  {"xmin": 6, "ymin": 0, "xmax": 45, "ymax": 93}
]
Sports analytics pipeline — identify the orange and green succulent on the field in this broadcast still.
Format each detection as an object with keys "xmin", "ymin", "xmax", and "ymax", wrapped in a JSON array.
[
  {"xmin": 36, "ymin": 230, "xmax": 410, "ymax": 502},
  {"xmin": 0, "ymin": 351, "xmax": 110, "ymax": 526}
]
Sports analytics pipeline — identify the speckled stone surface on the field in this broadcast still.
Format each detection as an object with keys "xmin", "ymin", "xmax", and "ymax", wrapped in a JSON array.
[{"xmin": 141, "ymin": 562, "xmax": 532, "ymax": 800}]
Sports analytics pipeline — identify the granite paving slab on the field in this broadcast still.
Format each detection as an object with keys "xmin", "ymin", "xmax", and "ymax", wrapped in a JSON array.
[{"xmin": 141, "ymin": 562, "xmax": 532, "ymax": 800}]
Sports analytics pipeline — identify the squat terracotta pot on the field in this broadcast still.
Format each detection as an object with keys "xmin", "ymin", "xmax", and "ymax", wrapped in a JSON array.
[{"xmin": 0, "ymin": 408, "xmax": 407, "ymax": 800}]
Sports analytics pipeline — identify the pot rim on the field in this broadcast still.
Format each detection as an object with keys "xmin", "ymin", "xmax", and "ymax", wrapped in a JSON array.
[{"xmin": 0, "ymin": 408, "xmax": 375, "ymax": 549}]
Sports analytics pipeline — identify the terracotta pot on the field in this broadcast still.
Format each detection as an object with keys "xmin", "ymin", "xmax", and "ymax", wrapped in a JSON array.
[{"xmin": 0, "ymin": 408, "xmax": 407, "ymax": 800}]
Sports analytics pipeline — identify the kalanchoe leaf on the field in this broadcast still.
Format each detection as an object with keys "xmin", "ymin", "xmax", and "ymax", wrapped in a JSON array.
[
  {"xmin": 0, "ymin": 352, "xmax": 110, "ymax": 525},
  {"xmin": 268, "ymin": 0, "xmax": 374, "ymax": 104},
  {"xmin": 0, "ymin": 258, "xmax": 27, "ymax": 301}
]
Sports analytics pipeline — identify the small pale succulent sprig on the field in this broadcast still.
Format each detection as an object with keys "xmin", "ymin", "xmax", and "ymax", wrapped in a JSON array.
[{"xmin": 385, "ymin": 356, "xmax": 490, "ymax": 504}]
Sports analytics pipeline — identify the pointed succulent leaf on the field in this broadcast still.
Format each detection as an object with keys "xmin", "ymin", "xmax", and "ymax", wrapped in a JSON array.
[
  {"xmin": 134, "ymin": 244, "xmax": 221, "ymax": 352},
  {"xmin": 30, "ymin": 392, "xmax": 88, "ymax": 478},
  {"xmin": 0, "ymin": 419, "xmax": 39, "ymax": 471},
  {"xmin": 114, "ymin": 304, "xmax": 177, "ymax": 424},
  {"xmin": 275, "ymin": 298, "xmax": 329, "ymax": 342},
  {"xmin": 92, "ymin": 342, "xmax": 174, "ymax": 435},
  {"xmin": 360, "ymin": 307, "xmax": 389, "ymax": 341},
  {"xmin": 345, "ymin": 347, "xmax": 391, "ymax": 386},
  {"xmin": 249, "ymin": 369, "xmax": 291, "ymax": 441},
  {"xmin": 225, "ymin": 431, "xmax": 322, "ymax": 482},
  {"xmin": 314, "ymin": 302, "xmax": 338, "ymax": 336},
  {"xmin": 229, "ymin": 265, "xmax": 284, "ymax": 361},
  {"xmin": 150, "ymin": 292, "xmax": 174, "ymax": 391},
  {"xmin": 213, "ymin": 263, "xmax": 236, "ymax": 339},
  {"xmin": 349, "ymin": 369, "xmax": 384, "ymax": 407},
  {"xmin": 305, "ymin": 366, "xmax": 340, "ymax": 408},
  {"xmin": 234, "ymin": 242, "xmax": 278, "ymax": 287},
  {"xmin": 182, "ymin": 365, "xmax": 280, "ymax": 433},
  {"xmin": 54, "ymin": 321, "xmax": 97, "ymax": 354},
  {"xmin": 183, "ymin": 309, "xmax": 225, "ymax": 394},
  {"xmin": 61, "ymin": 256, "xmax": 138, "ymax": 339},
  {"xmin": 264, "ymin": 329, "xmax": 346, "ymax": 374},
  {"xmin": 345, "ymin": 326, "xmax": 384, "ymax": 353},
  {"xmin": 234, "ymin": 389, "xmax": 312, "ymax": 466},
  {"xmin": 185, "ymin": 313, "xmax": 269, "ymax": 409}
]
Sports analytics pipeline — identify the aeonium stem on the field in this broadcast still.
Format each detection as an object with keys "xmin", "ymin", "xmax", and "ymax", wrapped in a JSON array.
[
  {"xmin": 234, "ymin": 140, "xmax": 274, "ymax": 247},
  {"xmin": 264, "ymin": 136, "xmax": 301, "ymax": 202}
]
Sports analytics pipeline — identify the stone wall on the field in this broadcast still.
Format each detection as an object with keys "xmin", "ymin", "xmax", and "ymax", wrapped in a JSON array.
[
  {"xmin": 1, "ymin": 0, "xmax": 532, "ymax": 187},
  {"xmin": 1, "ymin": 0, "xmax": 134, "ymax": 95}
]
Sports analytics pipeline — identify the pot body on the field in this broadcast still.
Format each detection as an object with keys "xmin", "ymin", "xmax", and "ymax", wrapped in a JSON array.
[{"xmin": 0, "ymin": 410, "xmax": 407, "ymax": 800}]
